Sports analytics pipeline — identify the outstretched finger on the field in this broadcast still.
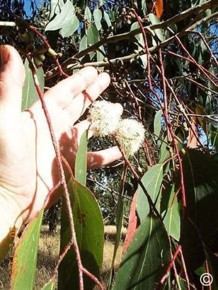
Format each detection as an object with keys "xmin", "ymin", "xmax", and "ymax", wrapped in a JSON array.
[{"xmin": 87, "ymin": 147, "xmax": 122, "ymax": 169}]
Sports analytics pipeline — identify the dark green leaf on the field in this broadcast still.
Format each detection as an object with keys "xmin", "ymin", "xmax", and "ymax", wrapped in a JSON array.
[
  {"xmin": 58, "ymin": 179, "xmax": 104, "ymax": 290},
  {"xmin": 163, "ymin": 184, "xmax": 181, "ymax": 241},
  {"xmin": 11, "ymin": 209, "xmax": 44, "ymax": 289},
  {"xmin": 22, "ymin": 59, "xmax": 44, "ymax": 111},
  {"xmin": 87, "ymin": 25, "xmax": 99, "ymax": 46},
  {"xmin": 181, "ymin": 149, "xmax": 218, "ymax": 272},
  {"xmin": 75, "ymin": 130, "xmax": 87, "ymax": 185},
  {"xmin": 137, "ymin": 164, "xmax": 163, "ymax": 222},
  {"xmin": 113, "ymin": 214, "xmax": 170, "ymax": 290}
]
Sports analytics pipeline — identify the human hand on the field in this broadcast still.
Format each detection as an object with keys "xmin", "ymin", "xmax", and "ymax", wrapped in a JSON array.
[{"xmin": 0, "ymin": 45, "xmax": 122, "ymax": 228}]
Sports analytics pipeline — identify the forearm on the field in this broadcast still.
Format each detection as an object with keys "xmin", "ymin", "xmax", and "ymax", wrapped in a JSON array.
[{"xmin": 0, "ymin": 189, "xmax": 23, "ymax": 261}]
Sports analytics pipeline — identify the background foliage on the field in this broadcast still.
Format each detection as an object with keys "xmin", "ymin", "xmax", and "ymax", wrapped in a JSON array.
[{"xmin": 0, "ymin": 0, "xmax": 218, "ymax": 289}]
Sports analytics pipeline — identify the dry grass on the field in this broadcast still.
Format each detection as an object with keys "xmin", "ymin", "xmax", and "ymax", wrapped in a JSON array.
[{"xmin": 0, "ymin": 226, "xmax": 124, "ymax": 290}]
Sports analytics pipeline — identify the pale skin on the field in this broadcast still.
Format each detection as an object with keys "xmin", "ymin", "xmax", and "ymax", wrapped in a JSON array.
[{"xmin": 0, "ymin": 45, "xmax": 122, "ymax": 259}]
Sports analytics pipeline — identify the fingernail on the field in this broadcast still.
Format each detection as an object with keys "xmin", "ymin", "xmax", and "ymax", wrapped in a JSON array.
[{"xmin": 0, "ymin": 46, "xmax": 10, "ymax": 72}]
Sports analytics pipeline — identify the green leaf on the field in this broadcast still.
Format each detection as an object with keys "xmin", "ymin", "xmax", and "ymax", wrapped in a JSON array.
[
  {"xmin": 137, "ymin": 164, "xmax": 163, "ymax": 222},
  {"xmin": 159, "ymin": 137, "xmax": 170, "ymax": 163},
  {"xmin": 60, "ymin": 15, "xmax": 80, "ymax": 38},
  {"xmin": 148, "ymin": 13, "xmax": 165, "ymax": 45},
  {"xmin": 79, "ymin": 34, "xmax": 88, "ymax": 53},
  {"xmin": 22, "ymin": 59, "xmax": 44, "ymax": 111},
  {"xmin": 87, "ymin": 25, "xmax": 99, "ymax": 46},
  {"xmin": 181, "ymin": 149, "xmax": 218, "ymax": 272},
  {"xmin": 58, "ymin": 179, "xmax": 104, "ymax": 290},
  {"xmin": 93, "ymin": 8, "xmax": 102, "ymax": 31},
  {"xmin": 154, "ymin": 110, "xmax": 162, "ymax": 138},
  {"xmin": 11, "ymin": 209, "xmax": 44, "ymax": 289},
  {"xmin": 45, "ymin": 0, "xmax": 79, "ymax": 37},
  {"xmin": 139, "ymin": 54, "xmax": 147, "ymax": 69},
  {"xmin": 163, "ymin": 184, "xmax": 181, "ymax": 241},
  {"xmin": 84, "ymin": 6, "xmax": 92, "ymax": 22},
  {"xmin": 75, "ymin": 130, "xmax": 87, "ymax": 185},
  {"xmin": 113, "ymin": 214, "xmax": 170, "ymax": 290},
  {"xmin": 103, "ymin": 11, "xmax": 111, "ymax": 27}
]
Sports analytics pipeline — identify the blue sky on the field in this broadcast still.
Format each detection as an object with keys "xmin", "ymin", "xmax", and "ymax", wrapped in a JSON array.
[{"xmin": 24, "ymin": 0, "xmax": 41, "ymax": 17}]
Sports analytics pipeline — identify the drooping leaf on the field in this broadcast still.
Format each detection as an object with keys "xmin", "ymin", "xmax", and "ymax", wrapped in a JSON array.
[
  {"xmin": 181, "ymin": 149, "xmax": 218, "ymax": 272},
  {"xmin": 22, "ymin": 59, "xmax": 44, "ymax": 111},
  {"xmin": 79, "ymin": 34, "xmax": 88, "ymax": 54},
  {"xmin": 84, "ymin": 6, "xmax": 92, "ymax": 22},
  {"xmin": 159, "ymin": 137, "xmax": 170, "ymax": 163},
  {"xmin": 113, "ymin": 214, "xmax": 170, "ymax": 290},
  {"xmin": 163, "ymin": 184, "xmax": 181, "ymax": 241},
  {"xmin": 75, "ymin": 130, "xmax": 87, "ymax": 186},
  {"xmin": 87, "ymin": 25, "xmax": 99, "ymax": 46},
  {"xmin": 103, "ymin": 11, "xmax": 111, "ymax": 27},
  {"xmin": 58, "ymin": 179, "xmax": 104, "ymax": 290},
  {"xmin": 45, "ymin": 0, "xmax": 79, "ymax": 37},
  {"xmin": 154, "ymin": 109, "xmax": 162, "ymax": 138},
  {"xmin": 11, "ymin": 209, "xmax": 44, "ymax": 289},
  {"xmin": 148, "ymin": 13, "xmax": 165, "ymax": 44},
  {"xmin": 137, "ymin": 163, "xmax": 163, "ymax": 222},
  {"xmin": 93, "ymin": 8, "xmax": 102, "ymax": 31}
]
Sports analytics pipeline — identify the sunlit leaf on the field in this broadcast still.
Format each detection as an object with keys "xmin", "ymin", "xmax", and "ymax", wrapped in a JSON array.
[
  {"xmin": 93, "ymin": 8, "xmax": 102, "ymax": 31},
  {"xmin": 11, "ymin": 209, "xmax": 44, "ymax": 289},
  {"xmin": 84, "ymin": 6, "xmax": 92, "ymax": 22},
  {"xmin": 45, "ymin": 0, "xmax": 79, "ymax": 37},
  {"xmin": 113, "ymin": 214, "xmax": 170, "ymax": 290},
  {"xmin": 103, "ymin": 11, "xmax": 111, "ymax": 27},
  {"xmin": 75, "ymin": 131, "xmax": 87, "ymax": 185},
  {"xmin": 22, "ymin": 59, "xmax": 44, "ymax": 111}
]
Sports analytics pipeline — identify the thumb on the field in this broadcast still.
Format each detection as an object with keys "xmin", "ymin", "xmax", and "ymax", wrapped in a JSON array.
[{"xmin": 0, "ymin": 45, "xmax": 25, "ymax": 120}]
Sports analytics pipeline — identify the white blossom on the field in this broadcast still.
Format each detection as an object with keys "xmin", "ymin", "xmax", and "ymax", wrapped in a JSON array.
[
  {"xmin": 88, "ymin": 100, "xmax": 123, "ymax": 136},
  {"xmin": 115, "ymin": 119, "xmax": 145, "ymax": 156}
]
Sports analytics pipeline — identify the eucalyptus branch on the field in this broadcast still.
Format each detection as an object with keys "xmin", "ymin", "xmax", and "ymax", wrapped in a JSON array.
[
  {"xmin": 26, "ymin": 56, "xmax": 85, "ymax": 290},
  {"xmin": 46, "ymin": 0, "xmax": 217, "ymax": 79}
]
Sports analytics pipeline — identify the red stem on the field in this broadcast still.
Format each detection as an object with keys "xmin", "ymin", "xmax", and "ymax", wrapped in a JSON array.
[
  {"xmin": 27, "ymin": 55, "xmax": 84, "ymax": 290},
  {"xmin": 29, "ymin": 25, "xmax": 69, "ymax": 78}
]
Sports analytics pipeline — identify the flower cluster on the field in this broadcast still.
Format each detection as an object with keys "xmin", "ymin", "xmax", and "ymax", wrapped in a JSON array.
[
  {"xmin": 115, "ymin": 119, "xmax": 145, "ymax": 157},
  {"xmin": 88, "ymin": 100, "xmax": 123, "ymax": 137},
  {"xmin": 88, "ymin": 100, "xmax": 145, "ymax": 156}
]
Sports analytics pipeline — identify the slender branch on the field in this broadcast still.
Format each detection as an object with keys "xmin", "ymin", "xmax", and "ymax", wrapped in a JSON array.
[
  {"xmin": 26, "ymin": 56, "xmax": 84, "ymax": 290},
  {"xmin": 160, "ymin": 244, "xmax": 182, "ymax": 284}
]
